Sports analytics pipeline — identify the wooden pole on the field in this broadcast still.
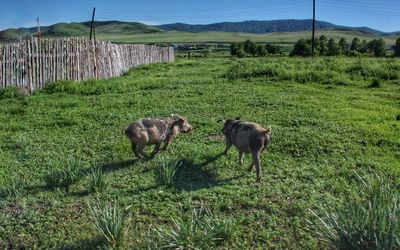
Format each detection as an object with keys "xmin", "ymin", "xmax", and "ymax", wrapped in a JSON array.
[
  {"xmin": 311, "ymin": 0, "xmax": 316, "ymax": 57},
  {"xmin": 89, "ymin": 7, "xmax": 96, "ymax": 40},
  {"xmin": 37, "ymin": 17, "xmax": 41, "ymax": 39}
]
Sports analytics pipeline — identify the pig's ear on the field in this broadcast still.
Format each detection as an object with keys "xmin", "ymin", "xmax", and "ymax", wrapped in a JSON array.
[
  {"xmin": 234, "ymin": 117, "xmax": 241, "ymax": 120},
  {"xmin": 265, "ymin": 127, "xmax": 272, "ymax": 134}
]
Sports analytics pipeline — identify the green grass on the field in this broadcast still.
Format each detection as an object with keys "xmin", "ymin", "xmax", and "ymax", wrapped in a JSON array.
[
  {"xmin": 43, "ymin": 159, "xmax": 83, "ymax": 192},
  {"xmin": 87, "ymin": 167, "xmax": 108, "ymax": 193},
  {"xmin": 147, "ymin": 202, "xmax": 238, "ymax": 249},
  {"xmin": 87, "ymin": 199, "xmax": 129, "ymax": 247},
  {"xmin": 309, "ymin": 172, "xmax": 400, "ymax": 249},
  {"xmin": 155, "ymin": 157, "xmax": 183, "ymax": 187},
  {"xmin": 0, "ymin": 57, "xmax": 399, "ymax": 249},
  {"xmin": 96, "ymin": 29, "xmax": 398, "ymax": 45},
  {"xmin": 0, "ymin": 175, "xmax": 25, "ymax": 199}
]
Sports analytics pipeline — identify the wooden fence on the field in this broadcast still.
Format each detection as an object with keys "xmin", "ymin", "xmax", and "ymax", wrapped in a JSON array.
[{"xmin": 0, "ymin": 37, "xmax": 174, "ymax": 92}]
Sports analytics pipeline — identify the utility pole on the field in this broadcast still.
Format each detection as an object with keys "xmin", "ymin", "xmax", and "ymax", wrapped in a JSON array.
[
  {"xmin": 37, "ymin": 17, "xmax": 41, "ymax": 38},
  {"xmin": 89, "ymin": 7, "xmax": 96, "ymax": 40},
  {"xmin": 311, "ymin": 0, "xmax": 316, "ymax": 57}
]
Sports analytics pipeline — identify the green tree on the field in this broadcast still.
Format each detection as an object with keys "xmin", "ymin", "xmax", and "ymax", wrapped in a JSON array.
[
  {"xmin": 255, "ymin": 45, "xmax": 268, "ymax": 57},
  {"xmin": 318, "ymin": 35, "xmax": 328, "ymax": 56},
  {"xmin": 243, "ymin": 40, "xmax": 257, "ymax": 56},
  {"xmin": 290, "ymin": 39, "xmax": 312, "ymax": 57},
  {"xmin": 237, "ymin": 48, "xmax": 245, "ymax": 58},
  {"xmin": 372, "ymin": 38, "xmax": 386, "ymax": 57},
  {"xmin": 230, "ymin": 42, "xmax": 240, "ymax": 56},
  {"xmin": 359, "ymin": 39, "xmax": 369, "ymax": 53},
  {"xmin": 338, "ymin": 38, "xmax": 349, "ymax": 55},
  {"xmin": 350, "ymin": 37, "xmax": 361, "ymax": 51},
  {"xmin": 394, "ymin": 37, "xmax": 400, "ymax": 57},
  {"xmin": 265, "ymin": 44, "xmax": 281, "ymax": 54},
  {"xmin": 327, "ymin": 38, "xmax": 340, "ymax": 56}
]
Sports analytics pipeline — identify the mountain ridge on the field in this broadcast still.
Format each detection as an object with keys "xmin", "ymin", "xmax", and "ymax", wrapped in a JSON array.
[
  {"xmin": 158, "ymin": 19, "xmax": 387, "ymax": 35},
  {"xmin": 1, "ymin": 19, "xmax": 398, "ymax": 42}
]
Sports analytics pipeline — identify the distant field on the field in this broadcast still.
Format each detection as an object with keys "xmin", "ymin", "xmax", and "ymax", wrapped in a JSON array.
[
  {"xmin": 97, "ymin": 29, "xmax": 398, "ymax": 45},
  {"xmin": 0, "ymin": 57, "xmax": 399, "ymax": 249}
]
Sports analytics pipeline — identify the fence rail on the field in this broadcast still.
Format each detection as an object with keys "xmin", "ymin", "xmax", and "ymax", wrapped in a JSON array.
[{"xmin": 0, "ymin": 37, "xmax": 174, "ymax": 92}]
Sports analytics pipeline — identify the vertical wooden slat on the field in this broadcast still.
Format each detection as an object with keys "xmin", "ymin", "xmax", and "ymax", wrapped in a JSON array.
[{"xmin": 0, "ymin": 37, "xmax": 174, "ymax": 91}]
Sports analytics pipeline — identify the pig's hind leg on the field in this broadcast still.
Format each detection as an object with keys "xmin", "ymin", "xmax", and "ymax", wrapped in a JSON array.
[
  {"xmin": 238, "ymin": 151, "xmax": 244, "ymax": 164},
  {"xmin": 151, "ymin": 142, "xmax": 161, "ymax": 158},
  {"xmin": 223, "ymin": 141, "xmax": 232, "ymax": 155}
]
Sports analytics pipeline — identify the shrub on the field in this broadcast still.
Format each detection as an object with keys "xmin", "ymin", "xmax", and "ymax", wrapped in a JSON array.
[
  {"xmin": 87, "ymin": 199, "xmax": 130, "ymax": 247},
  {"xmin": 309, "ymin": 172, "xmax": 400, "ymax": 250},
  {"xmin": 43, "ymin": 160, "xmax": 81, "ymax": 192},
  {"xmin": 155, "ymin": 157, "xmax": 182, "ymax": 187},
  {"xmin": 87, "ymin": 167, "xmax": 108, "ymax": 193}
]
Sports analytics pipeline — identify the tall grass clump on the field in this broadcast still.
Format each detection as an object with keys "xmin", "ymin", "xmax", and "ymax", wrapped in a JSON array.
[
  {"xmin": 148, "ymin": 203, "xmax": 238, "ymax": 249},
  {"xmin": 87, "ymin": 199, "xmax": 130, "ymax": 248},
  {"xmin": 155, "ymin": 157, "xmax": 182, "ymax": 187},
  {"xmin": 0, "ymin": 176, "xmax": 25, "ymax": 199},
  {"xmin": 43, "ymin": 160, "xmax": 81, "ymax": 192},
  {"xmin": 0, "ymin": 86, "xmax": 26, "ymax": 99},
  {"xmin": 309, "ymin": 172, "xmax": 400, "ymax": 250},
  {"xmin": 42, "ymin": 80, "xmax": 110, "ymax": 95},
  {"xmin": 87, "ymin": 167, "xmax": 108, "ymax": 193}
]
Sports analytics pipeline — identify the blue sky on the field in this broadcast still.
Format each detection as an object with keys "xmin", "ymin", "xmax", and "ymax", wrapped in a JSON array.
[{"xmin": 1, "ymin": 0, "xmax": 400, "ymax": 32}]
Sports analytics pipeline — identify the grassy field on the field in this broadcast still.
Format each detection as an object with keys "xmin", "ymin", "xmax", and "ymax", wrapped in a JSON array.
[
  {"xmin": 97, "ymin": 29, "xmax": 398, "ymax": 45},
  {"xmin": 0, "ymin": 57, "xmax": 399, "ymax": 249}
]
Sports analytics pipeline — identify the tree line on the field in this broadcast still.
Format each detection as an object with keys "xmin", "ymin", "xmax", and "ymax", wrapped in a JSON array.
[
  {"xmin": 230, "ymin": 37, "xmax": 400, "ymax": 57},
  {"xmin": 230, "ymin": 40, "xmax": 282, "ymax": 57},
  {"xmin": 290, "ymin": 36, "xmax": 400, "ymax": 57}
]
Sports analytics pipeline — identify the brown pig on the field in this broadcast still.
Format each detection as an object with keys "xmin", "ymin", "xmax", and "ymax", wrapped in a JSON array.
[
  {"xmin": 221, "ymin": 117, "xmax": 271, "ymax": 182},
  {"xmin": 123, "ymin": 114, "xmax": 193, "ymax": 159}
]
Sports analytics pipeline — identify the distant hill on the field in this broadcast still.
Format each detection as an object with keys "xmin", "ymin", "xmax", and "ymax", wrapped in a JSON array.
[
  {"xmin": 0, "ymin": 21, "xmax": 163, "ymax": 42},
  {"xmin": 158, "ymin": 20, "xmax": 386, "ymax": 35},
  {"xmin": 0, "ymin": 19, "xmax": 397, "ymax": 42}
]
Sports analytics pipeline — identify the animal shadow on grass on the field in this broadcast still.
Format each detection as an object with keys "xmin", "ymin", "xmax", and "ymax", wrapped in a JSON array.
[
  {"xmin": 127, "ymin": 152, "xmax": 234, "ymax": 194},
  {"xmin": 171, "ymin": 152, "xmax": 243, "ymax": 192},
  {"xmin": 66, "ymin": 159, "xmax": 140, "ymax": 197},
  {"xmin": 24, "ymin": 160, "xmax": 139, "ymax": 196},
  {"xmin": 98, "ymin": 159, "xmax": 139, "ymax": 173}
]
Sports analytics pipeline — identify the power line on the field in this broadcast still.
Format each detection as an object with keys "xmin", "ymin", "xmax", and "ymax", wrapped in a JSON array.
[
  {"xmin": 96, "ymin": 5, "xmax": 312, "ymax": 21},
  {"xmin": 96, "ymin": 1, "xmax": 310, "ymax": 14}
]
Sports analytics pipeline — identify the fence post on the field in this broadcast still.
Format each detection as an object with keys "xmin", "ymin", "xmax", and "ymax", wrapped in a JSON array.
[{"xmin": 0, "ymin": 37, "xmax": 174, "ymax": 91}]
